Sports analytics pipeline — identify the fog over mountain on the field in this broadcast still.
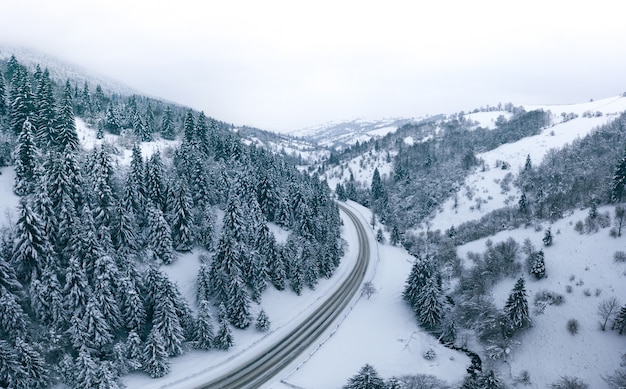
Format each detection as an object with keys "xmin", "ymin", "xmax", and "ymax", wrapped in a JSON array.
[{"xmin": 2, "ymin": 1, "xmax": 626, "ymax": 132}]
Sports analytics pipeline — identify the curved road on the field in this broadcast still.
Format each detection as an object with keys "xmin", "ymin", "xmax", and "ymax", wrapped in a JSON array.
[{"xmin": 196, "ymin": 202, "xmax": 370, "ymax": 388}]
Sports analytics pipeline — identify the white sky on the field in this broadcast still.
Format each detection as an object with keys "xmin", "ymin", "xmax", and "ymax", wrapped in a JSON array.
[{"xmin": 1, "ymin": 0, "xmax": 625, "ymax": 132}]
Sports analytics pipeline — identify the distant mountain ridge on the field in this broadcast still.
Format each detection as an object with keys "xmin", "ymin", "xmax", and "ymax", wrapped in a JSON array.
[{"xmin": 0, "ymin": 44, "xmax": 136, "ymax": 96}]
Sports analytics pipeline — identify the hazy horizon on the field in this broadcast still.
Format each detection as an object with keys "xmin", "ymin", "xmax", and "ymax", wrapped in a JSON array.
[{"xmin": 2, "ymin": 0, "xmax": 625, "ymax": 133}]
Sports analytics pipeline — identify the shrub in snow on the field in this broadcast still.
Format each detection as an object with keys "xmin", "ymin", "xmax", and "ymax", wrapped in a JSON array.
[
  {"xmin": 423, "ymin": 348, "xmax": 436, "ymax": 361},
  {"xmin": 397, "ymin": 374, "xmax": 450, "ymax": 389},
  {"xmin": 514, "ymin": 370, "xmax": 531, "ymax": 385},
  {"xmin": 574, "ymin": 221, "xmax": 584, "ymax": 234},
  {"xmin": 255, "ymin": 309, "xmax": 270, "ymax": 332},
  {"xmin": 534, "ymin": 290, "xmax": 564, "ymax": 308},
  {"xmin": 614, "ymin": 251, "xmax": 626, "ymax": 262},
  {"xmin": 567, "ymin": 319, "xmax": 579, "ymax": 335},
  {"xmin": 566, "ymin": 285, "xmax": 573, "ymax": 293},
  {"xmin": 550, "ymin": 376, "xmax": 589, "ymax": 389}
]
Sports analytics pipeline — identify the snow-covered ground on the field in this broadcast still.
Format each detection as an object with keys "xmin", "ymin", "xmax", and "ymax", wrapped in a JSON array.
[{"xmin": 455, "ymin": 204, "xmax": 626, "ymax": 388}]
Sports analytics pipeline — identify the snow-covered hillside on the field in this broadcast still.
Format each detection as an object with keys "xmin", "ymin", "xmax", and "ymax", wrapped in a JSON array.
[{"xmin": 290, "ymin": 117, "xmax": 421, "ymax": 150}]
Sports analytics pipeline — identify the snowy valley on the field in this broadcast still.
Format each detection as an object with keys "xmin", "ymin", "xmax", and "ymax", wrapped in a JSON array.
[{"xmin": 0, "ymin": 49, "xmax": 626, "ymax": 389}]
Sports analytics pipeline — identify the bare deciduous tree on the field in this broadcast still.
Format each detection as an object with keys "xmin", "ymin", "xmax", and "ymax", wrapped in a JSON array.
[{"xmin": 598, "ymin": 297, "xmax": 620, "ymax": 331}]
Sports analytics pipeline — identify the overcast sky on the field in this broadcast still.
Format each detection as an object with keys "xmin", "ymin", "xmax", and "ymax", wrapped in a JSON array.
[{"xmin": 1, "ymin": 0, "xmax": 625, "ymax": 132}]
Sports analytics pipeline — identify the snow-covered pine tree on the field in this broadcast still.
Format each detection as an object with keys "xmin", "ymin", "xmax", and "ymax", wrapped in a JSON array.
[
  {"xmin": 0, "ymin": 339, "xmax": 22, "ymax": 389},
  {"xmin": 33, "ymin": 68, "xmax": 57, "ymax": 148},
  {"xmin": 268, "ymin": 241, "xmax": 286, "ymax": 291},
  {"xmin": 119, "ymin": 274, "xmax": 146, "ymax": 332},
  {"xmin": 13, "ymin": 337, "xmax": 49, "ymax": 389},
  {"xmin": 104, "ymin": 104, "xmax": 122, "ymax": 135},
  {"xmin": 255, "ymin": 309, "xmax": 270, "ymax": 331},
  {"xmin": 402, "ymin": 257, "xmax": 435, "ymax": 309},
  {"xmin": 73, "ymin": 345, "xmax": 99, "ymax": 388},
  {"xmin": 93, "ymin": 253, "xmax": 123, "ymax": 331},
  {"xmin": 55, "ymin": 80, "xmax": 80, "ymax": 152},
  {"xmin": 9, "ymin": 67, "xmax": 35, "ymax": 136},
  {"xmin": 415, "ymin": 273, "xmax": 445, "ymax": 330},
  {"xmin": 12, "ymin": 197, "xmax": 47, "ymax": 283},
  {"xmin": 171, "ymin": 181, "xmax": 194, "ymax": 252},
  {"xmin": 196, "ymin": 263, "xmax": 212, "ymax": 303},
  {"xmin": 152, "ymin": 288, "xmax": 185, "ymax": 357},
  {"xmin": 504, "ymin": 277, "xmax": 531, "ymax": 331},
  {"xmin": 0, "ymin": 292, "xmax": 28, "ymax": 339},
  {"xmin": 147, "ymin": 206, "xmax": 174, "ymax": 264},
  {"xmin": 194, "ymin": 204, "xmax": 215, "ymax": 250},
  {"xmin": 530, "ymin": 250, "xmax": 546, "ymax": 279},
  {"xmin": 194, "ymin": 300, "xmax": 214, "ymax": 350},
  {"xmin": 612, "ymin": 305, "xmax": 626, "ymax": 334},
  {"xmin": 612, "ymin": 146, "xmax": 626, "ymax": 202},
  {"xmin": 125, "ymin": 330, "xmax": 143, "ymax": 372},
  {"xmin": 226, "ymin": 272, "xmax": 252, "ymax": 329},
  {"xmin": 142, "ymin": 328, "xmax": 170, "ymax": 378},
  {"xmin": 161, "ymin": 106, "xmax": 175, "ymax": 140},
  {"xmin": 214, "ymin": 303, "xmax": 234, "ymax": 350},
  {"xmin": 145, "ymin": 151, "xmax": 167, "ymax": 212},
  {"xmin": 343, "ymin": 364, "xmax": 386, "ymax": 389},
  {"xmin": 0, "ymin": 70, "xmax": 7, "ymax": 117},
  {"xmin": 183, "ymin": 110, "xmax": 196, "ymax": 145},
  {"xmin": 82, "ymin": 294, "xmax": 114, "ymax": 352},
  {"xmin": 14, "ymin": 119, "xmax": 40, "ymax": 195}
]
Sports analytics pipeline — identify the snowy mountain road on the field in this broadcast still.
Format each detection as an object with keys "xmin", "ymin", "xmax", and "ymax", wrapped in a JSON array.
[{"xmin": 196, "ymin": 202, "xmax": 370, "ymax": 389}]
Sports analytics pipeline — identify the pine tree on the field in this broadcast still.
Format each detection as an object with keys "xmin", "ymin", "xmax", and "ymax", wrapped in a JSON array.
[
  {"xmin": 504, "ymin": 277, "xmax": 531, "ymax": 331},
  {"xmin": 335, "ymin": 182, "xmax": 347, "ymax": 201},
  {"xmin": 14, "ymin": 119, "xmax": 40, "ymax": 195},
  {"xmin": 612, "ymin": 305, "xmax": 626, "ymax": 334},
  {"xmin": 93, "ymin": 253, "xmax": 123, "ymax": 330},
  {"xmin": 104, "ymin": 104, "xmax": 121, "ymax": 135},
  {"xmin": 125, "ymin": 330, "xmax": 143, "ymax": 371},
  {"xmin": 196, "ymin": 111, "xmax": 209, "ymax": 151},
  {"xmin": 161, "ymin": 106, "xmax": 175, "ymax": 140},
  {"xmin": 0, "ymin": 340, "xmax": 23, "ymax": 389},
  {"xmin": 63, "ymin": 255, "xmax": 90, "ymax": 317},
  {"xmin": 214, "ymin": 303, "xmax": 234, "ymax": 350},
  {"xmin": 196, "ymin": 263, "xmax": 212, "ymax": 303},
  {"xmin": 9, "ymin": 67, "xmax": 35, "ymax": 136},
  {"xmin": 343, "ymin": 364, "xmax": 386, "ymax": 389},
  {"xmin": 147, "ymin": 206, "xmax": 174, "ymax": 264},
  {"xmin": 55, "ymin": 80, "xmax": 80, "ymax": 152},
  {"xmin": 530, "ymin": 250, "xmax": 546, "ymax": 279},
  {"xmin": 227, "ymin": 273, "xmax": 252, "ymax": 329},
  {"xmin": 402, "ymin": 257, "xmax": 435, "ymax": 308},
  {"xmin": 74, "ymin": 345, "xmax": 99, "ymax": 388},
  {"xmin": 83, "ymin": 295, "xmax": 114, "ymax": 351},
  {"xmin": 13, "ymin": 338, "xmax": 49, "ymax": 389},
  {"xmin": 255, "ymin": 309, "xmax": 270, "ymax": 331},
  {"xmin": 0, "ymin": 70, "xmax": 7, "ymax": 116},
  {"xmin": 415, "ymin": 274, "xmax": 444, "ymax": 330},
  {"xmin": 33, "ymin": 68, "xmax": 57, "ymax": 148},
  {"xmin": 183, "ymin": 110, "xmax": 195, "ymax": 145},
  {"xmin": 142, "ymin": 328, "xmax": 170, "ymax": 378},
  {"xmin": 194, "ymin": 300, "xmax": 214, "ymax": 350},
  {"xmin": 524, "ymin": 154, "xmax": 532, "ymax": 171},
  {"xmin": 0, "ymin": 292, "xmax": 28, "ymax": 338},
  {"xmin": 478, "ymin": 370, "xmax": 505, "ymax": 389},
  {"xmin": 12, "ymin": 197, "xmax": 47, "ymax": 283},
  {"xmin": 612, "ymin": 146, "xmax": 626, "ymax": 202},
  {"xmin": 145, "ymin": 151, "xmax": 167, "ymax": 211},
  {"xmin": 171, "ymin": 181, "xmax": 194, "ymax": 251},
  {"xmin": 119, "ymin": 275, "xmax": 146, "ymax": 332},
  {"xmin": 152, "ymin": 289, "xmax": 185, "ymax": 357}
]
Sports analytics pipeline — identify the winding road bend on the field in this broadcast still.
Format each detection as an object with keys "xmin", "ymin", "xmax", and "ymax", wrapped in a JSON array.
[{"xmin": 196, "ymin": 202, "xmax": 370, "ymax": 389}]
